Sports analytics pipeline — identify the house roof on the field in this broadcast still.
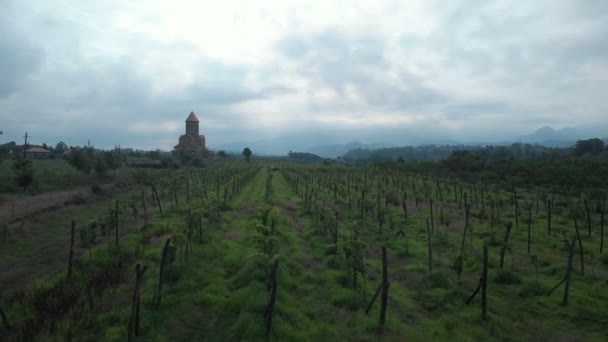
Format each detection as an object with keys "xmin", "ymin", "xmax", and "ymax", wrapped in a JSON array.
[
  {"xmin": 26, "ymin": 147, "xmax": 50, "ymax": 153},
  {"xmin": 186, "ymin": 112, "xmax": 199, "ymax": 122}
]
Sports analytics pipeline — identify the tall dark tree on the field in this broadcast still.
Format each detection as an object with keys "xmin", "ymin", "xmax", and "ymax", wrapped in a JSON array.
[
  {"xmin": 13, "ymin": 157, "xmax": 33, "ymax": 190},
  {"xmin": 242, "ymin": 147, "xmax": 252, "ymax": 162}
]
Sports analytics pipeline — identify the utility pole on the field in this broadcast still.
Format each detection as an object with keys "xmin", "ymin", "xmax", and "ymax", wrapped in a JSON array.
[
  {"xmin": 23, "ymin": 132, "xmax": 29, "ymax": 158},
  {"xmin": 88, "ymin": 139, "xmax": 91, "ymax": 148}
]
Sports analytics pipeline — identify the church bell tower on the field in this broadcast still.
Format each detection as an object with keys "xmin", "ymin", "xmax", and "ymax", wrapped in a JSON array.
[{"xmin": 185, "ymin": 111, "xmax": 199, "ymax": 135}]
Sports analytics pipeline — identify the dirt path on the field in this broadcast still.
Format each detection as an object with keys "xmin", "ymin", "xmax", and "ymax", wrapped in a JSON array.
[{"xmin": 0, "ymin": 183, "xmax": 112, "ymax": 222}]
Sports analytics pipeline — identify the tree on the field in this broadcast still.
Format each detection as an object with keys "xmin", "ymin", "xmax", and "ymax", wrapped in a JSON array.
[
  {"xmin": 94, "ymin": 158, "xmax": 109, "ymax": 175},
  {"xmin": 103, "ymin": 151, "xmax": 120, "ymax": 170},
  {"xmin": 13, "ymin": 157, "xmax": 33, "ymax": 190},
  {"xmin": 574, "ymin": 138, "xmax": 605, "ymax": 156},
  {"xmin": 242, "ymin": 147, "xmax": 252, "ymax": 162},
  {"xmin": 55, "ymin": 141, "xmax": 68, "ymax": 154},
  {"xmin": 217, "ymin": 150, "xmax": 227, "ymax": 158},
  {"xmin": 68, "ymin": 147, "xmax": 94, "ymax": 173}
]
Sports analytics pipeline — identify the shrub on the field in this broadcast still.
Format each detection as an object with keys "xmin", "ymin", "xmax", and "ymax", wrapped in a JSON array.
[
  {"xmin": 90, "ymin": 184, "xmax": 102, "ymax": 195},
  {"xmin": 518, "ymin": 281, "xmax": 547, "ymax": 298},
  {"xmin": 601, "ymin": 254, "xmax": 608, "ymax": 266},
  {"xmin": 426, "ymin": 272, "xmax": 452, "ymax": 289},
  {"xmin": 493, "ymin": 269, "xmax": 522, "ymax": 285},
  {"xmin": 329, "ymin": 288, "xmax": 365, "ymax": 311}
]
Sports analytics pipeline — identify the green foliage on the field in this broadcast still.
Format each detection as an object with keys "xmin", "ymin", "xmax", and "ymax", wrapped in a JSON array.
[
  {"xmin": 329, "ymin": 287, "xmax": 365, "ymax": 310},
  {"xmin": 574, "ymin": 138, "xmax": 605, "ymax": 156},
  {"xmin": 426, "ymin": 271, "xmax": 451, "ymax": 289},
  {"xmin": 13, "ymin": 157, "xmax": 33, "ymax": 190},
  {"xmin": 242, "ymin": 147, "xmax": 252, "ymax": 162},
  {"xmin": 2, "ymin": 159, "xmax": 608, "ymax": 341},
  {"xmin": 493, "ymin": 269, "xmax": 522, "ymax": 285},
  {"xmin": 68, "ymin": 147, "xmax": 121, "ymax": 175},
  {"xmin": 342, "ymin": 229, "xmax": 367, "ymax": 288}
]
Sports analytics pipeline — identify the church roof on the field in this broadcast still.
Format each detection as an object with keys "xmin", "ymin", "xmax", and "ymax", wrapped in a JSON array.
[{"xmin": 186, "ymin": 112, "xmax": 199, "ymax": 122}]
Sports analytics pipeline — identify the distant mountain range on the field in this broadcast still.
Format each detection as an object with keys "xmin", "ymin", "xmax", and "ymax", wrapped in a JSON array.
[
  {"xmin": 516, "ymin": 125, "xmax": 608, "ymax": 147},
  {"xmin": 214, "ymin": 124, "xmax": 608, "ymax": 158},
  {"xmin": 306, "ymin": 142, "xmax": 395, "ymax": 158}
]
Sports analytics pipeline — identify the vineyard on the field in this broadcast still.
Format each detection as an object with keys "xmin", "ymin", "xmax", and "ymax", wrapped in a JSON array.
[{"xmin": 0, "ymin": 160, "xmax": 607, "ymax": 341}]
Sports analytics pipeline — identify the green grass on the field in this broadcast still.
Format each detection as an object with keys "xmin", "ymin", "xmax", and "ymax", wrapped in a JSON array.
[
  {"xmin": 0, "ymin": 159, "xmax": 93, "ymax": 196},
  {"xmin": 1, "ymin": 162, "xmax": 607, "ymax": 341}
]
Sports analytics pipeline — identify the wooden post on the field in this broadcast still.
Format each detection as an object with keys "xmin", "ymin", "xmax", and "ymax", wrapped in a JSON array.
[
  {"xmin": 379, "ymin": 246, "xmax": 389, "ymax": 332},
  {"xmin": 67, "ymin": 220, "xmax": 76, "ymax": 281},
  {"xmin": 429, "ymin": 199, "xmax": 434, "ymax": 233},
  {"xmin": 151, "ymin": 184, "xmax": 163, "ymax": 220},
  {"xmin": 546, "ymin": 199, "xmax": 553, "ymax": 235},
  {"xmin": 141, "ymin": 189, "xmax": 148, "ymax": 230},
  {"xmin": 115, "ymin": 200, "xmax": 119, "ymax": 246},
  {"xmin": 265, "ymin": 259, "xmax": 279, "ymax": 337},
  {"xmin": 481, "ymin": 245, "xmax": 488, "ymax": 320},
  {"xmin": 574, "ymin": 217, "xmax": 585, "ymax": 275},
  {"xmin": 426, "ymin": 218, "xmax": 433, "ymax": 273},
  {"xmin": 0, "ymin": 305, "xmax": 10, "ymax": 329},
  {"xmin": 155, "ymin": 238, "xmax": 171, "ymax": 309},
  {"xmin": 500, "ymin": 222, "xmax": 513, "ymax": 269},
  {"xmin": 600, "ymin": 202, "xmax": 605, "ymax": 254},
  {"xmin": 562, "ymin": 237, "xmax": 576, "ymax": 306},
  {"xmin": 128, "ymin": 263, "xmax": 148, "ymax": 341}
]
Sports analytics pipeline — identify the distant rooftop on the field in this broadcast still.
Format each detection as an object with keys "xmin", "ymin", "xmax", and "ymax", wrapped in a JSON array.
[
  {"xmin": 186, "ymin": 112, "xmax": 199, "ymax": 122},
  {"xmin": 26, "ymin": 147, "xmax": 50, "ymax": 153}
]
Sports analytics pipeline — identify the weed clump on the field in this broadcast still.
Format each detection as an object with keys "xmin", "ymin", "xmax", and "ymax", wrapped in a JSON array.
[{"xmin": 493, "ymin": 269, "xmax": 522, "ymax": 285}]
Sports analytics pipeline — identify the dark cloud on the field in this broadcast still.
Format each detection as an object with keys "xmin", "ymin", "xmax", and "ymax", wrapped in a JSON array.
[
  {"xmin": 1, "ymin": 1, "xmax": 607, "ymax": 150},
  {"xmin": 0, "ymin": 15, "xmax": 44, "ymax": 97}
]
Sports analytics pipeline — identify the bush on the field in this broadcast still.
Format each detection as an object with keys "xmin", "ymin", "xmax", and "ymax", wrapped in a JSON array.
[
  {"xmin": 601, "ymin": 254, "xmax": 608, "ymax": 266},
  {"xmin": 90, "ymin": 184, "xmax": 102, "ymax": 195},
  {"xmin": 493, "ymin": 269, "xmax": 522, "ymax": 285},
  {"xmin": 329, "ymin": 288, "xmax": 365, "ymax": 311},
  {"xmin": 518, "ymin": 281, "xmax": 547, "ymax": 298},
  {"xmin": 426, "ymin": 272, "xmax": 451, "ymax": 289}
]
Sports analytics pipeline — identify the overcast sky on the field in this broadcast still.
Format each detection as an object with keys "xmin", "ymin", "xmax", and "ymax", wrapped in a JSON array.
[{"xmin": 1, "ymin": 0, "xmax": 607, "ymax": 150}]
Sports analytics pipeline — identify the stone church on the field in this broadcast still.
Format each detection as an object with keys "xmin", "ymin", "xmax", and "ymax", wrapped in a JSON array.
[{"xmin": 172, "ymin": 112, "xmax": 214, "ymax": 158}]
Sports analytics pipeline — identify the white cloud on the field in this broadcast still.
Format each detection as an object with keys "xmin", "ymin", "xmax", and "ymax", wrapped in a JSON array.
[{"xmin": 0, "ymin": 0, "xmax": 607, "ymax": 150}]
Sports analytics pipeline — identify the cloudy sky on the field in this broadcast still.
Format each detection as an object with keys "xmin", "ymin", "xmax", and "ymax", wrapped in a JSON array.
[{"xmin": 1, "ymin": 0, "xmax": 607, "ymax": 151}]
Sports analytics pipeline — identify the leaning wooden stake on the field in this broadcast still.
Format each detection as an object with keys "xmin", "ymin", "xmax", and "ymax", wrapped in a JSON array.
[
  {"xmin": 499, "ymin": 222, "xmax": 513, "ymax": 269},
  {"xmin": 600, "ymin": 200, "xmax": 605, "ymax": 254},
  {"xmin": 151, "ymin": 184, "xmax": 163, "ymax": 220},
  {"xmin": 115, "ymin": 200, "xmax": 120, "ymax": 246},
  {"xmin": 128, "ymin": 263, "xmax": 148, "ymax": 342},
  {"xmin": 546, "ymin": 237, "xmax": 576, "ymax": 304},
  {"xmin": 429, "ymin": 199, "xmax": 434, "ymax": 233},
  {"xmin": 481, "ymin": 245, "xmax": 488, "ymax": 320},
  {"xmin": 155, "ymin": 238, "xmax": 171, "ymax": 309},
  {"xmin": 141, "ymin": 189, "xmax": 148, "ymax": 230},
  {"xmin": 426, "ymin": 218, "xmax": 433, "ymax": 273},
  {"xmin": 573, "ymin": 217, "xmax": 585, "ymax": 275},
  {"xmin": 379, "ymin": 246, "xmax": 389, "ymax": 332},
  {"xmin": 466, "ymin": 245, "xmax": 488, "ymax": 321},
  {"xmin": 365, "ymin": 282, "xmax": 383, "ymax": 314},
  {"xmin": 67, "ymin": 220, "xmax": 76, "ymax": 281},
  {"xmin": 460, "ymin": 193, "xmax": 471, "ymax": 255},
  {"xmin": 264, "ymin": 259, "xmax": 279, "ymax": 337},
  {"xmin": 562, "ymin": 236, "xmax": 576, "ymax": 306},
  {"xmin": 0, "ymin": 305, "xmax": 11, "ymax": 329}
]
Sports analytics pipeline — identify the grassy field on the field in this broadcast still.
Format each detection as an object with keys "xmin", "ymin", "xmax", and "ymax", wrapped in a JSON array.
[
  {"xmin": 0, "ymin": 159, "xmax": 93, "ymax": 195},
  {"xmin": 0, "ymin": 161, "xmax": 606, "ymax": 341}
]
